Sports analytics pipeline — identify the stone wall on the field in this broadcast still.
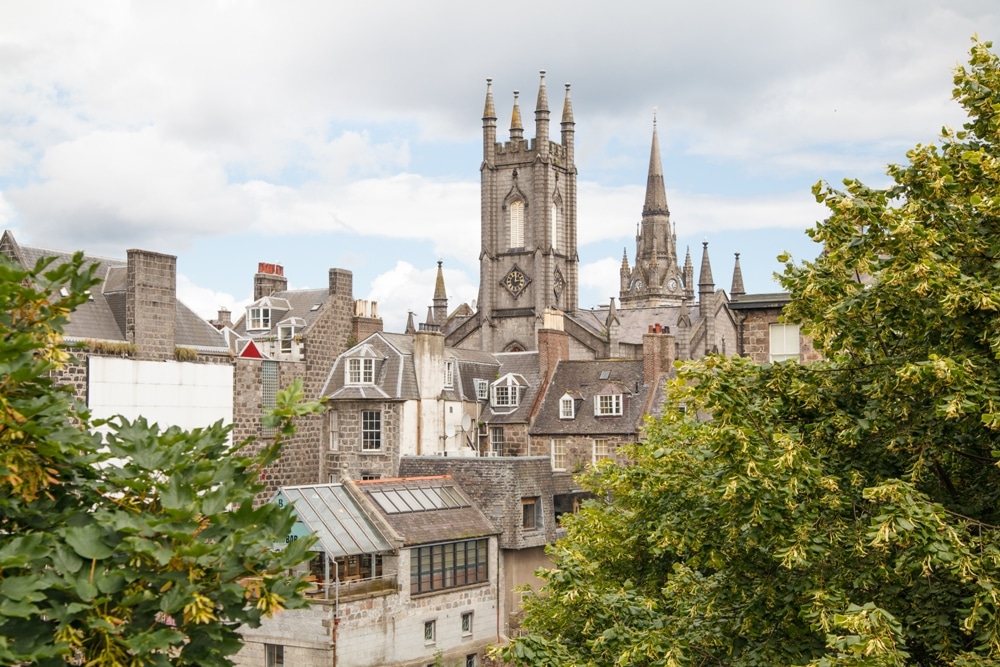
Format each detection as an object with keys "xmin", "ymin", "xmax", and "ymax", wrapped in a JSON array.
[
  {"xmin": 323, "ymin": 401, "xmax": 401, "ymax": 482},
  {"xmin": 739, "ymin": 307, "xmax": 822, "ymax": 364},
  {"xmin": 126, "ymin": 249, "xmax": 176, "ymax": 361}
]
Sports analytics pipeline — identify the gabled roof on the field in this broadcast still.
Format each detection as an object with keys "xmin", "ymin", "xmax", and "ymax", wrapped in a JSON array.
[
  {"xmin": 233, "ymin": 287, "xmax": 330, "ymax": 339},
  {"xmin": 530, "ymin": 359, "xmax": 651, "ymax": 436},
  {"xmin": 1, "ymin": 231, "xmax": 228, "ymax": 351},
  {"xmin": 321, "ymin": 332, "xmax": 501, "ymax": 403},
  {"xmin": 276, "ymin": 485, "xmax": 394, "ymax": 559},
  {"xmin": 485, "ymin": 351, "xmax": 542, "ymax": 424},
  {"xmin": 354, "ymin": 476, "xmax": 497, "ymax": 547}
]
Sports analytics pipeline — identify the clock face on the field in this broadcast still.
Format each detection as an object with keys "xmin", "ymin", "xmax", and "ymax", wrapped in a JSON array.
[
  {"xmin": 553, "ymin": 268, "xmax": 565, "ymax": 298},
  {"xmin": 502, "ymin": 266, "xmax": 530, "ymax": 298},
  {"xmin": 668, "ymin": 278, "xmax": 678, "ymax": 292}
]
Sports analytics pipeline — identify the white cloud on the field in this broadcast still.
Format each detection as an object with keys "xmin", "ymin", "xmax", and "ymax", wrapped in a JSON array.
[
  {"xmin": 177, "ymin": 273, "xmax": 249, "ymax": 324},
  {"xmin": 367, "ymin": 260, "xmax": 478, "ymax": 334}
]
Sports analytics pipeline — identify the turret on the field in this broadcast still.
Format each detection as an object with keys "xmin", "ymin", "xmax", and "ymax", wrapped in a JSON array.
[
  {"xmin": 561, "ymin": 83, "xmax": 575, "ymax": 163},
  {"xmin": 534, "ymin": 70, "xmax": 550, "ymax": 158},
  {"xmin": 509, "ymin": 91, "xmax": 523, "ymax": 141},
  {"xmin": 432, "ymin": 260, "xmax": 448, "ymax": 325},
  {"xmin": 482, "ymin": 78, "xmax": 497, "ymax": 166},
  {"xmin": 731, "ymin": 252, "xmax": 745, "ymax": 298}
]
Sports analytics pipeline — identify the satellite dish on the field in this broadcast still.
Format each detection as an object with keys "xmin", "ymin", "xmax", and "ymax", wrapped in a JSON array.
[
  {"xmin": 461, "ymin": 413, "xmax": 473, "ymax": 432},
  {"xmin": 445, "ymin": 424, "xmax": 456, "ymax": 438}
]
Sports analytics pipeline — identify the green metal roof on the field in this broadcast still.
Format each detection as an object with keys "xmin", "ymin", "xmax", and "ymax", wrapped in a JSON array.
[{"xmin": 274, "ymin": 484, "xmax": 393, "ymax": 558}]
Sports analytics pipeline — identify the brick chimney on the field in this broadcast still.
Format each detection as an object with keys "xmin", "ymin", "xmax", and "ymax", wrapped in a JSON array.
[
  {"xmin": 642, "ymin": 324, "xmax": 676, "ymax": 386},
  {"xmin": 126, "ymin": 249, "xmax": 177, "ymax": 361},
  {"xmin": 253, "ymin": 262, "xmax": 287, "ymax": 300}
]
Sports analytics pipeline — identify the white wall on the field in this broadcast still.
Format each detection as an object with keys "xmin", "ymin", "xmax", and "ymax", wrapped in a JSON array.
[{"xmin": 88, "ymin": 357, "xmax": 233, "ymax": 431}]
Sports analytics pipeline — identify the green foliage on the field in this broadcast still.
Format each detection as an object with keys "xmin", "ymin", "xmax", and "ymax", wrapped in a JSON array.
[
  {"xmin": 0, "ymin": 252, "xmax": 321, "ymax": 666},
  {"xmin": 496, "ymin": 38, "xmax": 1000, "ymax": 667}
]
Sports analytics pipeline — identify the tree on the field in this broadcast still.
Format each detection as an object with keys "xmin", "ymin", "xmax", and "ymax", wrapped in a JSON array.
[
  {"xmin": 495, "ymin": 39, "xmax": 1000, "ymax": 667},
  {"xmin": 0, "ymin": 252, "xmax": 320, "ymax": 666}
]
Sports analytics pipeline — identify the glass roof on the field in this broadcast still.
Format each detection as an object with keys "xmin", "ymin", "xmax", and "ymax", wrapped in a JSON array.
[
  {"xmin": 369, "ymin": 485, "xmax": 468, "ymax": 515},
  {"xmin": 275, "ymin": 485, "xmax": 393, "ymax": 558}
]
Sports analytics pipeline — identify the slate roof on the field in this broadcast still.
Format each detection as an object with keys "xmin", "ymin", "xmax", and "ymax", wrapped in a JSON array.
[
  {"xmin": 2, "ymin": 233, "xmax": 228, "ymax": 351},
  {"xmin": 354, "ymin": 476, "xmax": 497, "ymax": 547},
  {"xmin": 233, "ymin": 287, "xmax": 331, "ymax": 339},
  {"xmin": 322, "ymin": 332, "xmax": 500, "ymax": 403},
  {"xmin": 485, "ymin": 351, "xmax": 542, "ymax": 424},
  {"xmin": 729, "ymin": 292, "xmax": 792, "ymax": 310},
  {"xmin": 569, "ymin": 305, "xmax": 687, "ymax": 345},
  {"xmin": 529, "ymin": 359, "xmax": 653, "ymax": 436}
]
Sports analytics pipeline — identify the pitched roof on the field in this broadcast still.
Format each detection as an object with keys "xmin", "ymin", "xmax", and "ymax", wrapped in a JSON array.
[
  {"xmin": 485, "ymin": 351, "xmax": 542, "ymax": 424},
  {"xmin": 233, "ymin": 287, "xmax": 331, "ymax": 338},
  {"xmin": 276, "ymin": 484, "xmax": 394, "ymax": 559},
  {"xmin": 529, "ymin": 359, "xmax": 652, "ymax": 436},
  {"xmin": 1, "ymin": 232, "xmax": 227, "ymax": 351},
  {"xmin": 355, "ymin": 476, "xmax": 497, "ymax": 546}
]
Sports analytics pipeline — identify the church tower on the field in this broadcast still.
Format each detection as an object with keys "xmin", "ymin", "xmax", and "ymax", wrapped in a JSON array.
[
  {"xmin": 477, "ymin": 72, "xmax": 578, "ymax": 352},
  {"xmin": 619, "ymin": 117, "xmax": 686, "ymax": 308}
]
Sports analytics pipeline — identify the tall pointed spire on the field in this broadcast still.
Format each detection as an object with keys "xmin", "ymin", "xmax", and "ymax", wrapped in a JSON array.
[
  {"xmin": 535, "ymin": 70, "xmax": 549, "ymax": 114},
  {"xmin": 510, "ymin": 90, "xmax": 524, "ymax": 140},
  {"xmin": 643, "ymin": 112, "xmax": 669, "ymax": 217},
  {"xmin": 561, "ymin": 82, "xmax": 574, "ymax": 124},
  {"xmin": 483, "ymin": 77, "xmax": 496, "ymax": 120},
  {"xmin": 433, "ymin": 260, "xmax": 448, "ymax": 325},
  {"xmin": 699, "ymin": 240, "xmax": 714, "ymax": 289},
  {"xmin": 730, "ymin": 252, "xmax": 745, "ymax": 298},
  {"xmin": 405, "ymin": 311, "xmax": 416, "ymax": 335},
  {"xmin": 683, "ymin": 246, "xmax": 695, "ymax": 298}
]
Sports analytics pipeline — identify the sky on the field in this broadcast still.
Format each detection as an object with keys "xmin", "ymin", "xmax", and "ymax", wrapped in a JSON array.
[{"xmin": 2, "ymin": 1, "xmax": 999, "ymax": 333}]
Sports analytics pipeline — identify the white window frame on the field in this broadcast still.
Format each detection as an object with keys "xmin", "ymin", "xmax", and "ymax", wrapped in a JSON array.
[
  {"xmin": 559, "ymin": 394, "xmax": 574, "ymax": 419},
  {"xmin": 769, "ymin": 322, "xmax": 801, "ymax": 363},
  {"xmin": 490, "ymin": 427, "xmax": 504, "ymax": 455},
  {"xmin": 424, "ymin": 619, "xmax": 436, "ymax": 644},
  {"xmin": 444, "ymin": 360, "xmax": 454, "ymax": 388},
  {"xmin": 593, "ymin": 438, "xmax": 612, "ymax": 464},
  {"xmin": 492, "ymin": 384, "xmax": 517, "ymax": 408},
  {"xmin": 474, "ymin": 379, "xmax": 488, "ymax": 401},
  {"xmin": 327, "ymin": 411, "xmax": 338, "ymax": 451},
  {"xmin": 551, "ymin": 438, "xmax": 567, "ymax": 471},
  {"xmin": 278, "ymin": 324, "xmax": 296, "ymax": 353},
  {"xmin": 248, "ymin": 306, "xmax": 271, "ymax": 331},
  {"xmin": 347, "ymin": 357, "xmax": 375, "ymax": 385},
  {"xmin": 594, "ymin": 394, "xmax": 623, "ymax": 417},
  {"xmin": 361, "ymin": 410, "xmax": 381, "ymax": 451},
  {"xmin": 509, "ymin": 199, "xmax": 524, "ymax": 248}
]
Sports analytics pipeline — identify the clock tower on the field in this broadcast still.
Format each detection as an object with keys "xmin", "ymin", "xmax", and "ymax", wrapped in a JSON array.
[
  {"xmin": 476, "ymin": 72, "xmax": 578, "ymax": 352},
  {"xmin": 619, "ymin": 117, "xmax": 689, "ymax": 308}
]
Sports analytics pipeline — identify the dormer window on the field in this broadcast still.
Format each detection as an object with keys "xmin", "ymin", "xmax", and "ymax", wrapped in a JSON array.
[
  {"xmin": 444, "ymin": 361, "xmax": 454, "ymax": 389},
  {"xmin": 491, "ymin": 373, "xmax": 526, "ymax": 409},
  {"xmin": 594, "ymin": 393, "xmax": 623, "ymax": 417},
  {"xmin": 493, "ymin": 385, "xmax": 518, "ymax": 408},
  {"xmin": 248, "ymin": 307, "xmax": 271, "ymax": 331},
  {"xmin": 347, "ymin": 358, "xmax": 375, "ymax": 384},
  {"xmin": 559, "ymin": 394, "xmax": 575, "ymax": 420}
]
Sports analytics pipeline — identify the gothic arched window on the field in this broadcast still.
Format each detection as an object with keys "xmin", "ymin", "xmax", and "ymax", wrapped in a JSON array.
[{"xmin": 509, "ymin": 199, "xmax": 524, "ymax": 249}]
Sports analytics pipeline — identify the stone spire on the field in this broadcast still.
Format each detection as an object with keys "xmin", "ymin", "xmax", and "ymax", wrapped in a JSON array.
[
  {"xmin": 483, "ymin": 78, "xmax": 497, "ymax": 167},
  {"xmin": 619, "ymin": 248, "xmax": 630, "ymax": 292},
  {"xmin": 699, "ymin": 240, "xmax": 714, "ymax": 289},
  {"xmin": 561, "ymin": 82, "xmax": 575, "ymax": 162},
  {"xmin": 405, "ymin": 311, "xmax": 416, "ymax": 335},
  {"xmin": 510, "ymin": 90, "xmax": 524, "ymax": 141},
  {"xmin": 432, "ymin": 260, "xmax": 448, "ymax": 324},
  {"xmin": 643, "ymin": 115, "xmax": 670, "ymax": 217},
  {"xmin": 535, "ymin": 70, "xmax": 550, "ymax": 157},
  {"xmin": 730, "ymin": 252, "xmax": 745, "ymax": 298},
  {"xmin": 561, "ymin": 82, "xmax": 574, "ymax": 124},
  {"xmin": 683, "ymin": 246, "xmax": 695, "ymax": 299}
]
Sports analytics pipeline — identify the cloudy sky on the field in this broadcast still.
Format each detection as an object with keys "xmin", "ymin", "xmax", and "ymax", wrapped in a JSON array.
[{"xmin": 2, "ymin": 1, "xmax": 998, "ymax": 331}]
